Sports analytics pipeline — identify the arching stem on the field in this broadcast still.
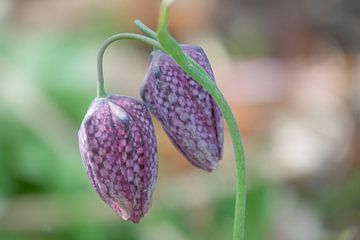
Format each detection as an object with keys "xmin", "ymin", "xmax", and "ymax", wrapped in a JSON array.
[
  {"xmin": 96, "ymin": 1, "xmax": 246, "ymax": 239},
  {"xmin": 97, "ymin": 33, "xmax": 164, "ymax": 98},
  {"xmin": 156, "ymin": 1, "xmax": 247, "ymax": 239}
]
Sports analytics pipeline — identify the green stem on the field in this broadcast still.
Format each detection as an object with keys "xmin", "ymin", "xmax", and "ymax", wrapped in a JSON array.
[
  {"xmin": 134, "ymin": 20, "xmax": 158, "ymax": 40},
  {"xmin": 97, "ymin": 33, "xmax": 164, "ymax": 97},
  {"xmin": 156, "ymin": 1, "xmax": 246, "ymax": 239},
  {"xmin": 96, "ymin": 1, "xmax": 246, "ymax": 238}
]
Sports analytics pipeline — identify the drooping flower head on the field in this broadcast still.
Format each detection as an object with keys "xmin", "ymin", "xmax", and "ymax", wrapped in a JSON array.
[
  {"xmin": 141, "ymin": 45, "xmax": 224, "ymax": 171},
  {"xmin": 78, "ymin": 95, "xmax": 157, "ymax": 223}
]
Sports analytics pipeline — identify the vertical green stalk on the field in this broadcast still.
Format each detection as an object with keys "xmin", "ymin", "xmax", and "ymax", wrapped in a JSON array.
[{"xmin": 156, "ymin": 1, "xmax": 246, "ymax": 239}]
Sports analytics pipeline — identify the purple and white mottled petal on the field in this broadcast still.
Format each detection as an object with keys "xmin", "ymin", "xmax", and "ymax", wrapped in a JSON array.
[
  {"xmin": 141, "ymin": 45, "xmax": 224, "ymax": 171},
  {"xmin": 78, "ymin": 96, "xmax": 158, "ymax": 223}
]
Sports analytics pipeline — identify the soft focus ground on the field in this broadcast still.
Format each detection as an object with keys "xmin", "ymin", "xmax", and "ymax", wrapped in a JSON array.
[{"xmin": 0, "ymin": 0, "xmax": 359, "ymax": 240}]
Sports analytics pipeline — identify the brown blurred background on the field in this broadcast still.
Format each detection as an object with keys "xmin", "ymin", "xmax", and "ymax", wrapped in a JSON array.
[{"xmin": 0, "ymin": 0, "xmax": 359, "ymax": 239}]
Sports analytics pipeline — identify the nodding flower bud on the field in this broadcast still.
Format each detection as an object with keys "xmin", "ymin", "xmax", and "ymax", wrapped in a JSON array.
[
  {"xmin": 78, "ymin": 95, "xmax": 158, "ymax": 223},
  {"xmin": 141, "ymin": 45, "xmax": 224, "ymax": 171}
]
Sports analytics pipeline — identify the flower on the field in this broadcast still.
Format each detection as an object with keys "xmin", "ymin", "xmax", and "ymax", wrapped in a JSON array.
[
  {"xmin": 141, "ymin": 45, "xmax": 224, "ymax": 171},
  {"xmin": 78, "ymin": 95, "xmax": 157, "ymax": 223}
]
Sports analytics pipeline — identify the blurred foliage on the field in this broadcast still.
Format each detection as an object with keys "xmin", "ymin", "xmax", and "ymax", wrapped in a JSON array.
[{"xmin": 0, "ymin": 1, "xmax": 360, "ymax": 240}]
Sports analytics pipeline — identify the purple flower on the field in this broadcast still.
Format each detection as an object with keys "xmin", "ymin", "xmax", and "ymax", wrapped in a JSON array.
[
  {"xmin": 78, "ymin": 95, "xmax": 157, "ymax": 223},
  {"xmin": 141, "ymin": 45, "xmax": 224, "ymax": 171}
]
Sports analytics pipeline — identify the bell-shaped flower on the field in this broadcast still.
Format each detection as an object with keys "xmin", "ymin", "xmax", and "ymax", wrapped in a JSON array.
[
  {"xmin": 78, "ymin": 95, "xmax": 157, "ymax": 223},
  {"xmin": 141, "ymin": 45, "xmax": 224, "ymax": 171}
]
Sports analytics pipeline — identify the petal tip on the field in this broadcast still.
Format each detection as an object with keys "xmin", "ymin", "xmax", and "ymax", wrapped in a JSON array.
[{"xmin": 110, "ymin": 200, "xmax": 132, "ymax": 221}]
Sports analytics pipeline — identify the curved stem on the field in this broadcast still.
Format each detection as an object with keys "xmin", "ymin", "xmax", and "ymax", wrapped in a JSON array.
[
  {"xmin": 95, "ymin": 1, "xmax": 246, "ymax": 238},
  {"xmin": 188, "ymin": 68, "xmax": 246, "ymax": 240},
  {"xmin": 156, "ymin": 1, "xmax": 246, "ymax": 239},
  {"xmin": 97, "ymin": 33, "xmax": 164, "ymax": 97},
  {"xmin": 134, "ymin": 20, "xmax": 158, "ymax": 40}
]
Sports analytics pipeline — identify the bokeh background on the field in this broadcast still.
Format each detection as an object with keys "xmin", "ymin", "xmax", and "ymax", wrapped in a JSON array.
[{"xmin": 0, "ymin": 0, "xmax": 360, "ymax": 239}]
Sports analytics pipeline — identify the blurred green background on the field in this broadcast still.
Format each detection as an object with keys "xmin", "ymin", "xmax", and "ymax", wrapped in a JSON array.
[{"xmin": 0, "ymin": 0, "xmax": 360, "ymax": 239}]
